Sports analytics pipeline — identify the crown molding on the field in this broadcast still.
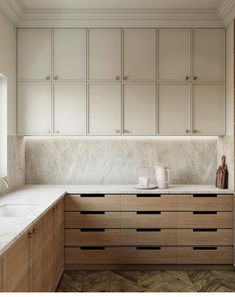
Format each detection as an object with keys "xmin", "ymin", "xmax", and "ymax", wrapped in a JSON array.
[
  {"xmin": 218, "ymin": 0, "xmax": 235, "ymax": 25},
  {"xmin": 0, "ymin": 0, "xmax": 225, "ymax": 28}
]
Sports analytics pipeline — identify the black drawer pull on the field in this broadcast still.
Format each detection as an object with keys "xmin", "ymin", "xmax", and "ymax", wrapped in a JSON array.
[
  {"xmin": 193, "ymin": 194, "xmax": 217, "ymax": 198},
  {"xmin": 80, "ymin": 194, "xmax": 105, "ymax": 198},
  {"xmin": 137, "ymin": 228, "xmax": 161, "ymax": 232},
  {"xmin": 137, "ymin": 194, "xmax": 161, "ymax": 198},
  {"xmin": 137, "ymin": 246, "xmax": 161, "ymax": 250},
  {"xmin": 81, "ymin": 228, "xmax": 105, "ymax": 232},
  {"xmin": 193, "ymin": 247, "xmax": 217, "ymax": 250},
  {"xmin": 193, "ymin": 228, "xmax": 217, "ymax": 232},
  {"xmin": 136, "ymin": 211, "xmax": 161, "ymax": 215},
  {"xmin": 80, "ymin": 246, "xmax": 105, "ymax": 250},
  {"xmin": 80, "ymin": 211, "xmax": 105, "ymax": 215},
  {"xmin": 193, "ymin": 211, "xmax": 217, "ymax": 215}
]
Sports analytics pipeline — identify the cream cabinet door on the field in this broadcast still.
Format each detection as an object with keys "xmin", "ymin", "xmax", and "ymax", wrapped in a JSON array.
[
  {"xmin": 123, "ymin": 29, "xmax": 155, "ymax": 81},
  {"xmin": 17, "ymin": 29, "xmax": 51, "ymax": 81},
  {"xmin": 123, "ymin": 83, "xmax": 155, "ymax": 135},
  {"xmin": 88, "ymin": 83, "xmax": 121, "ymax": 135},
  {"xmin": 158, "ymin": 84, "xmax": 190, "ymax": 135},
  {"xmin": 192, "ymin": 29, "xmax": 225, "ymax": 82},
  {"xmin": 53, "ymin": 83, "xmax": 86, "ymax": 135},
  {"xmin": 17, "ymin": 82, "xmax": 51, "ymax": 135},
  {"xmin": 88, "ymin": 29, "xmax": 121, "ymax": 81},
  {"xmin": 193, "ymin": 84, "xmax": 225, "ymax": 135},
  {"xmin": 53, "ymin": 29, "xmax": 86, "ymax": 81},
  {"xmin": 158, "ymin": 29, "xmax": 190, "ymax": 81}
]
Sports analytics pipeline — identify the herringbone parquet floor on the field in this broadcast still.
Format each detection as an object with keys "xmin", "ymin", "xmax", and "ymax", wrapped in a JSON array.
[{"xmin": 57, "ymin": 270, "xmax": 235, "ymax": 292}]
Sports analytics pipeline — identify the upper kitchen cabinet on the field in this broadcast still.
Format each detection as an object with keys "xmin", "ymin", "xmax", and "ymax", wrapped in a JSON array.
[
  {"xmin": 17, "ymin": 82, "xmax": 51, "ymax": 135},
  {"xmin": 17, "ymin": 29, "xmax": 51, "ymax": 81},
  {"xmin": 88, "ymin": 83, "xmax": 121, "ymax": 135},
  {"xmin": 123, "ymin": 83, "xmax": 155, "ymax": 135},
  {"xmin": 53, "ymin": 83, "xmax": 86, "ymax": 135},
  {"xmin": 123, "ymin": 29, "xmax": 155, "ymax": 81},
  {"xmin": 192, "ymin": 29, "xmax": 225, "ymax": 82},
  {"xmin": 53, "ymin": 29, "xmax": 86, "ymax": 81},
  {"xmin": 88, "ymin": 29, "xmax": 121, "ymax": 81},
  {"xmin": 193, "ymin": 84, "xmax": 225, "ymax": 135},
  {"xmin": 158, "ymin": 29, "xmax": 190, "ymax": 81}
]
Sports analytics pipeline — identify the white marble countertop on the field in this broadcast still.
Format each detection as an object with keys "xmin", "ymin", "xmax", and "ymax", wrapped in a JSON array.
[{"xmin": 0, "ymin": 184, "xmax": 233, "ymax": 257}]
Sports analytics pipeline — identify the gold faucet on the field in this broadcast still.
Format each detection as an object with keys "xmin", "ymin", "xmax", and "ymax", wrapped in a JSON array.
[{"xmin": 0, "ymin": 176, "xmax": 9, "ymax": 189}]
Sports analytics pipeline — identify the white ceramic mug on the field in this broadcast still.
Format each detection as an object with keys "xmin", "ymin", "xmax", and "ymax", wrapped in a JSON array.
[
  {"xmin": 138, "ymin": 176, "xmax": 150, "ymax": 188},
  {"xmin": 154, "ymin": 166, "xmax": 171, "ymax": 189}
]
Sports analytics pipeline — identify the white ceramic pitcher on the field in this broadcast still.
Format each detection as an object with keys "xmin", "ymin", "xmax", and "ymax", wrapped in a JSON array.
[{"xmin": 154, "ymin": 166, "xmax": 171, "ymax": 189}]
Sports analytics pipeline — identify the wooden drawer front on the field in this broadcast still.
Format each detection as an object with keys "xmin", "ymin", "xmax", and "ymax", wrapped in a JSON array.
[
  {"xmin": 121, "ymin": 229, "xmax": 177, "ymax": 245},
  {"xmin": 177, "ymin": 211, "xmax": 232, "ymax": 228},
  {"xmin": 65, "ymin": 247, "xmax": 121, "ymax": 264},
  {"xmin": 177, "ymin": 229, "xmax": 232, "ymax": 245},
  {"xmin": 176, "ymin": 195, "xmax": 232, "ymax": 211},
  {"xmin": 121, "ymin": 212, "xmax": 176, "ymax": 228},
  {"xmin": 65, "ymin": 229, "xmax": 121, "ymax": 246},
  {"xmin": 65, "ymin": 194, "xmax": 121, "ymax": 211},
  {"xmin": 177, "ymin": 247, "xmax": 232, "ymax": 264},
  {"xmin": 121, "ymin": 195, "xmax": 177, "ymax": 211},
  {"xmin": 121, "ymin": 247, "xmax": 177, "ymax": 264},
  {"xmin": 65, "ymin": 212, "xmax": 120, "ymax": 228}
]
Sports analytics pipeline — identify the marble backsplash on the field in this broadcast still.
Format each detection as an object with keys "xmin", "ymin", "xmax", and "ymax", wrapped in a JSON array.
[
  {"xmin": 0, "ymin": 135, "xmax": 25, "ymax": 194},
  {"xmin": 25, "ymin": 137, "xmax": 218, "ymax": 185}
]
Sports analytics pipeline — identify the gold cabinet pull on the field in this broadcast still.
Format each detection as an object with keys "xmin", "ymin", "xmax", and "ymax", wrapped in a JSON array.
[
  {"xmin": 185, "ymin": 129, "xmax": 190, "ymax": 133},
  {"xmin": 193, "ymin": 129, "xmax": 200, "ymax": 134},
  {"xmin": 116, "ymin": 129, "xmax": 121, "ymax": 133},
  {"xmin": 123, "ymin": 129, "xmax": 130, "ymax": 134},
  {"xmin": 33, "ymin": 228, "xmax": 37, "ymax": 234},
  {"xmin": 27, "ymin": 231, "xmax": 33, "ymax": 238},
  {"xmin": 186, "ymin": 76, "xmax": 189, "ymax": 81},
  {"xmin": 123, "ymin": 76, "xmax": 128, "ymax": 80},
  {"xmin": 194, "ymin": 76, "xmax": 197, "ymax": 80},
  {"xmin": 46, "ymin": 76, "xmax": 50, "ymax": 80},
  {"xmin": 54, "ymin": 76, "xmax": 59, "ymax": 80},
  {"xmin": 115, "ymin": 76, "xmax": 120, "ymax": 81}
]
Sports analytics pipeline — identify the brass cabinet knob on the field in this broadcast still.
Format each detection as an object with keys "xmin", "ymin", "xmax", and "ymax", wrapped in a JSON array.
[
  {"xmin": 46, "ymin": 76, "xmax": 50, "ymax": 80},
  {"xmin": 123, "ymin": 129, "xmax": 130, "ymax": 134},
  {"xmin": 193, "ymin": 76, "xmax": 197, "ymax": 80},
  {"xmin": 185, "ymin": 129, "xmax": 190, "ymax": 133},
  {"xmin": 186, "ymin": 76, "xmax": 189, "ymax": 81},
  {"xmin": 54, "ymin": 76, "xmax": 59, "ymax": 80},
  {"xmin": 123, "ymin": 76, "xmax": 128, "ymax": 80},
  {"xmin": 193, "ymin": 129, "xmax": 200, "ymax": 134},
  {"xmin": 33, "ymin": 228, "xmax": 37, "ymax": 234},
  {"xmin": 56, "ymin": 130, "xmax": 59, "ymax": 134},
  {"xmin": 116, "ymin": 129, "xmax": 121, "ymax": 133},
  {"xmin": 115, "ymin": 76, "xmax": 120, "ymax": 81},
  {"xmin": 27, "ymin": 232, "xmax": 33, "ymax": 238}
]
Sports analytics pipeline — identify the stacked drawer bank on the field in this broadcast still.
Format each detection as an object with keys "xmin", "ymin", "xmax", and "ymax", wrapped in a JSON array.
[{"xmin": 65, "ymin": 194, "xmax": 233, "ymax": 267}]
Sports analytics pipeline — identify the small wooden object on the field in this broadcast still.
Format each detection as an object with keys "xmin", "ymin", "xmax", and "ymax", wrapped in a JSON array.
[{"xmin": 215, "ymin": 155, "xmax": 228, "ymax": 189}]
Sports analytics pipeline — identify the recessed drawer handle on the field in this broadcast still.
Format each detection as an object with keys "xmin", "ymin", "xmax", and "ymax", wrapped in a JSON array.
[
  {"xmin": 193, "ymin": 194, "xmax": 217, "ymax": 198},
  {"xmin": 136, "ymin": 194, "xmax": 161, "ymax": 198},
  {"xmin": 193, "ymin": 211, "xmax": 217, "ymax": 215},
  {"xmin": 193, "ymin": 247, "xmax": 217, "ymax": 250},
  {"xmin": 136, "ymin": 246, "xmax": 161, "ymax": 250},
  {"xmin": 136, "ymin": 211, "xmax": 161, "ymax": 215},
  {"xmin": 80, "ymin": 211, "xmax": 105, "ymax": 215},
  {"xmin": 81, "ymin": 228, "xmax": 105, "ymax": 232},
  {"xmin": 80, "ymin": 194, "xmax": 105, "ymax": 198},
  {"xmin": 80, "ymin": 247, "xmax": 106, "ymax": 250},
  {"xmin": 193, "ymin": 228, "xmax": 217, "ymax": 232},
  {"xmin": 137, "ymin": 228, "xmax": 161, "ymax": 232}
]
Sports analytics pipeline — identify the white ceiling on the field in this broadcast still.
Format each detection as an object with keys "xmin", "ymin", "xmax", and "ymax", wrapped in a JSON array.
[{"xmin": 20, "ymin": 0, "xmax": 224, "ymax": 11}]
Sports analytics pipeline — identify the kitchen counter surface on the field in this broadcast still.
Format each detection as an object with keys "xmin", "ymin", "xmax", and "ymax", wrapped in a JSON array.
[{"xmin": 0, "ymin": 184, "xmax": 233, "ymax": 256}]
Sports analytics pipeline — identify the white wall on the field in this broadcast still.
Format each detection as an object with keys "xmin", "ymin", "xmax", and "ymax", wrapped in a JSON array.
[{"xmin": 0, "ymin": 9, "xmax": 16, "ymax": 135}]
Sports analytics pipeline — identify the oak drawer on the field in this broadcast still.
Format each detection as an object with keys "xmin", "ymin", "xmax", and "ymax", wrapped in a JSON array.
[
  {"xmin": 65, "ymin": 194, "xmax": 121, "ymax": 211},
  {"xmin": 177, "ymin": 195, "xmax": 232, "ymax": 211},
  {"xmin": 65, "ymin": 212, "xmax": 120, "ymax": 228},
  {"xmin": 177, "ymin": 211, "xmax": 232, "ymax": 228},
  {"xmin": 121, "ymin": 195, "xmax": 177, "ymax": 211},
  {"xmin": 65, "ymin": 229, "xmax": 121, "ymax": 246},
  {"xmin": 65, "ymin": 247, "xmax": 121, "ymax": 264},
  {"xmin": 121, "ymin": 212, "xmax": 177, "ymax": 228}
]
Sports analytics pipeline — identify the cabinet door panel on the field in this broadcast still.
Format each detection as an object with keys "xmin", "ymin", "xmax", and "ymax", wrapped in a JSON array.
[
  {"xmin": 55, "ymin": 200, "xmax": 64, "ymax": 286},
  {"xmin": 88, "ymin": 29, "xmax": 121, "ymax": 80},
  {"xmin": 17, "ymin": 29, "xmax": 51, "ymax": 80},
  {"xmin": 193, "ymin": 29, "xmax": 225, "ymax": 81},
  {"xmin": 158, "ymin": 29, "xmax": 190, "ymax": 81},
  {"xmin": 17, "ymin": 82, "xmax": 51, "ymax": 135},
  {"xmin": 54, "ymin": 83, "xmax": 86, "ymax": 135},
  {"xmin": 123, "ymin": 84, "xmax": 155, "ymax": 135},
  {"xmin": 158, "ymin": 84, "xmax": 190, "ymax": 135},
  {"xmin": 193, "ymin": 84, "xmax": 225, "ymax": 135},
  {"xmin": 88, "ymin": 83, "xmax": 121, "ymax": 135},
  {"xmin": 124, "ymin": 29, "xmax": 155, "ymax": 80},
  {"xmin": 53, "ymin": 29, "xmax": 86, "ymax": 80}
]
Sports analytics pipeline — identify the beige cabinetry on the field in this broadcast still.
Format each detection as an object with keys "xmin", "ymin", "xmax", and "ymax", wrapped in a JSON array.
[
  {"xmin": 65, "ymin": 193, "xmax": 233, "ymax": 267},
  {"xmin": 123, "ymin": 83, "xmax": 155, "ymax": 135},
  {"xmin": 88, "ymin": 29, "xmax": 121, "ymax": 81},
  {"xmin": 2, "ymin": 198, "xmax": 64, "ymax": 292}
]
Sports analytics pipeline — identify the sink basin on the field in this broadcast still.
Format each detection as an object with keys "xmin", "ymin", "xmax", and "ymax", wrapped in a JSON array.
[{"xmin": 0, "ymin": 204, "xmax": 39, "ymax": 217}]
